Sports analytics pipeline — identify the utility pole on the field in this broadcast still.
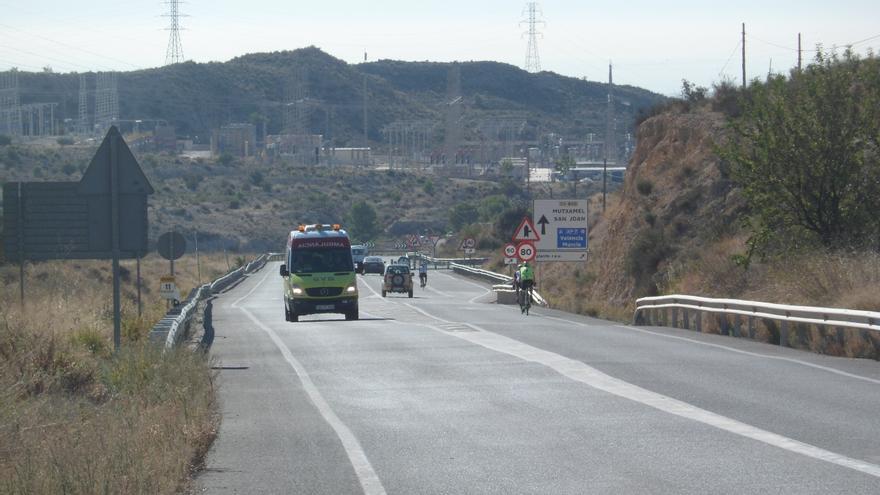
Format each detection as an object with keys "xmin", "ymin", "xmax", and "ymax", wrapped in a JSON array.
[
  {"xmin": 164, "ymin": 0, "xmax": 185, "ymax": 65},
  {"xmin": 798, "ymin": 33, "xmax": 802, "ymax": 71},
  {"xmin": 741, "ymin": 23, "xmax": 746, "ymax": 88},
  {"xmin": 604, "ymin": 62, "xmax": 615, "ymax": 166},
  {"xmin": 363, "ymin": 51, "xmax": 368, "ymax": 152},
  {"xmin": 521, "ymin": 2, "xmax": 544, "ymax": 73}
]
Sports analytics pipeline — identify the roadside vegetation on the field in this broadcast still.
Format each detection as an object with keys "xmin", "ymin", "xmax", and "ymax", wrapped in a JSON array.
[
  {"xmin": 0, "ymin": 254, "xmax": 232, "ymax": 493},
  {"xmin": 479, "ymin": 50, "xmax": 880, "ymax": 353}
]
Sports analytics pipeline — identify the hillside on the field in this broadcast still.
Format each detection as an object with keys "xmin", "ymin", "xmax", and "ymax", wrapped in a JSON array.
[
  {"xmin": 11, "ymin": 47, "xmax": 663, "ymax": 145},
  {"xmin": 0, "ymin": 142, "xmax": 546, "ymax": 252}
]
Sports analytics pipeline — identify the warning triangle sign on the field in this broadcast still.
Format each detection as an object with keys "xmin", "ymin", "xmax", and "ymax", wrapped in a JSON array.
[
  {"xmin": 512, "ymin": 216, "xmax": 540, "ymax": 242},
  {"xmin": 78, "ymin": 126, "xmax": 154, "ymax": 196}
]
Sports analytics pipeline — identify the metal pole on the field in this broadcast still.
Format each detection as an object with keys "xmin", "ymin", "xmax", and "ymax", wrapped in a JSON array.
[
  {"xmin": 195, "ymin": 229, "xmax": 201, "ymax": 285},
  {"xmin": 110, "ymin": 130, "xmax": 122, "ymax": 352},
  {"xmin": 741, "ymin": 23, "xmax": 747, "ymax": 89},
  {"xmin": 17, "ymin": 182, "xmax": 24, "ymax": 308},
  {"xmin": 170, "ymin": 233, "xmax": 175, "ymax": 277},
  {"xmin": 136, "ymin": 255, "xmax": 142, "ymax": 318},
  {"xmin": 602, "ymin": 158, "xmax": 607, "ymax": 212}
]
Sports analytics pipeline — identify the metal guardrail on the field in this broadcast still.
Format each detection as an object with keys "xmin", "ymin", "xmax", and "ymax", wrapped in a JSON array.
[
  {"xmin": 148, "ymin": 253, "xmax": 272, "ymax": 349},
  {"xmin": 450, "ymin": 262, "xmax": 548, "ymax": 307},
  {"xmin": 634, "ymin": 294, "xmax": 880, "ymax": 347}
]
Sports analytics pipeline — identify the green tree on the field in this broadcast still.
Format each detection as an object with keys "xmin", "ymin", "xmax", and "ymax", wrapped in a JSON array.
[
  {"xmin": 555, "ymin": 154, "xmax": 577, "ymax": 195},
  {"xmin": 721, "ymin": 49, "xmax": 880, "ymax": 256},
  {"xmin": 477, "ymin": 195, "xmax": 511, "ymax": 222},
  {"xmin": 448, "ymin": 202, "xmax": 479, "ymax": 231},
  {"xmin": 347, "ymin": 201, "xmax": 380, "ymax": 241}
]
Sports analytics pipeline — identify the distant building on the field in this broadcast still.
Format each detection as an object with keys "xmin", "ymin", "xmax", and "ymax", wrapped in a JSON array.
[
  {"xmin": 212, "ymin": 123, "xmax": 257, "ymax": 158},
  {"xmin": 265, "ymin": 133, "xmax": 323, "ymax": 164},
  {"xmin": 327, "ymin": 147, "xmax": 371, "ymax": 166}
]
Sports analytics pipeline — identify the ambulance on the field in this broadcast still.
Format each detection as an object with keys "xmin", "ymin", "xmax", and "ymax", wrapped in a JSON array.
[{"xmin": 279, "ymin": 224, "xmax": 359, "ymax": 322}]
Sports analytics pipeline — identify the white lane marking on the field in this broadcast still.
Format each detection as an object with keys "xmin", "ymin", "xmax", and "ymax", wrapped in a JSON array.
[
  {"xmin": 615, "ymin": 324, "xmax": 880, "ymax": 386},
  {"xmin": 232, "ymin": 272, "xmax": 386, "ymax": 495},
  {"xmin": 433, "ymin": 272, "xmax": 495, "ymax": 304},
  {"xmin": 401, "ymin": 302, "xmax": 880, "ymax": 479},
  {"xmin": 231, "ymin": 269, "xmax": 273, "ymax": 308},
  {"xmin": 424, "ymin": 285, "xmax": 452, "ymax": 298},
  {"xmin": 539, "ymin": 314, "xmax": 880, "ymax": 387},
  {"xmin": 358, "ymin": 275, "xmax": 386, "ymax": 299}
]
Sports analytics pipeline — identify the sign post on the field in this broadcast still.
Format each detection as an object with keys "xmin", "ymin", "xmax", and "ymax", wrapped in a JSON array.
[
  {"xmin": 158, "ymin": 231, "xmax": 187, "ymax": 307},
  {"xmin": 4, "ymin": 127, "xmax": 153, "ymax": 351},
  {"xmin": 533, "ymin": 199, "xmax": 589, "ymax": 262}
]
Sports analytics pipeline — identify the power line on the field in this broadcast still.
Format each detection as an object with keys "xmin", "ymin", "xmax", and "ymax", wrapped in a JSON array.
[
  {"xmin": 718, "ymin": 40, "xmax": 741, "ymax": 79},
  {"xmin": 0, "ymin": 22, "xmax": 139, "ymax": 70}
]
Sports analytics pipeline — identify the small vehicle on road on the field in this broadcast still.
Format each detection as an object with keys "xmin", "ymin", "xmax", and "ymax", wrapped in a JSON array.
[
  {"xmin": 279, "ymin": 224, "xmax": 358, "ymax": 322},
  {"xmin": 351, "ymin": 245, "xmax": 368, "ymax": 273},
  {"xmin": 362, "ymin": 256, "xmax": 386, "ymax": 274},
  {"xmin": 382, "ymin": 264, "xmax": 413, "ymax": 298}
]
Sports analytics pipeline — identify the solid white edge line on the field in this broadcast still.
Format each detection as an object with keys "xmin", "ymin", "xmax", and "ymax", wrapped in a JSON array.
[
  {"xmin": 232, "ymin": 269, "xmax": 387, "ymax": 495},
  {"xmin": 615, "ymin": 324, "xmax": 880, "ymax": 386},
  {"xmin": 541, "ymin": 314, "xmax": 880, "ymax": 387},
  {"xmin": 401, "ymin": 301, "xmax": 880, "ymax": 480}
]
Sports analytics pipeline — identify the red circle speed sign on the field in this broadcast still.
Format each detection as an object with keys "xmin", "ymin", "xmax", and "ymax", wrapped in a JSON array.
[
  {"xmin": 503, "ymin": 243, "xmax": 517, "ymax": 258},
  {"xmin": 517, "ymin": 241, "xmax": 536, "ymax": 262}
]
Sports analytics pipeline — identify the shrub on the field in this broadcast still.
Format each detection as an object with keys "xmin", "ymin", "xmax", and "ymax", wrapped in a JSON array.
[
  {"xmin": 626, "ymin": 228, "xmax": 674, "ymax": 296},
  {"xmin": 56, "ymin": 137, "xmax": 75, "ymax": 146},
  {"xmin": 636, "ymin": 179, "xmax": 653, "ymax": 196}
]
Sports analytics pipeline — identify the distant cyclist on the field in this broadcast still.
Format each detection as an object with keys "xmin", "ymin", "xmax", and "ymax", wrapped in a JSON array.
[
  {"xmin": 418, "ymin": 262, "xmax": 428, "ymax": 288},
  {"xmin": 518, "ymin": 262, "xmax": 535, "ymax": 314},
  {"xmin": 512, "ymin": 264, "xmax": 522, "ymax": 295}
]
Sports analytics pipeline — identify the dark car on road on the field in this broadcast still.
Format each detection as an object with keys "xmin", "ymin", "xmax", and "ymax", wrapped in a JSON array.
[{"xmin": 362, "ymin": 256, "xmax": 386, "ymax": 274}]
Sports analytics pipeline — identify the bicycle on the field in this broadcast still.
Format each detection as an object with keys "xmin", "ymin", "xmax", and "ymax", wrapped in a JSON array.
[
  {"xmin": 518, "ymin": 281, "xmax": 533, "ymax": 315},
  {"xmin": 419, "ymin": 273, "xmax": 427, "ymax": 289}
]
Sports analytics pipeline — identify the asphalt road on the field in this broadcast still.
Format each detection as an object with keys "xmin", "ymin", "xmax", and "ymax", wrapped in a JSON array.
[{"xmin": 197, "ymin": 263, "xmax": 880, "ymax": 494}]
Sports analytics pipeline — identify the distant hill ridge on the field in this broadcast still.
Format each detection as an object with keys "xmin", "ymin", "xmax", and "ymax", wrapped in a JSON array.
[{"xmin": 12, "ymin": 47, "xmax": 664, "ymax": 145}]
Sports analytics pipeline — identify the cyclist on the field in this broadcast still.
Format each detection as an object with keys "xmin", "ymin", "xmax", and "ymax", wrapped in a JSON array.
[
  {"xmin": 512, "ymin": 264, "xmax": 522, "ymax": 295},
  {"xmin": 418, "ymin": 262, "xmax": 428, "ymax": 288},
  {"xmin": 518, "ymin": 262, "xmax": 535, "ymax": 314}
]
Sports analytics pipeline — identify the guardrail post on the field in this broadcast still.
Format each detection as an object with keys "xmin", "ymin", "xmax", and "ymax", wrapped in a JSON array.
[
  {"xmin": 780, "ymin": 318, "xmax": 789, "ymax": 347},
  {"xmin": 672, "ymin": 307, "xmax": 679, "ymax": 328},
  {"xmin": 683, "ymin": 308, "xmax": 690, "ymax": 330},
  {"xmin": 733, "ymin": 314, "xmax": 742, "ymax": 338},
  {"xmin": 695, "ymin": 310, "xmax": 702, "ymax": 333},
  {"xmin": 748, "ymin": 316, "xmax": 755, "ymax": 338}
]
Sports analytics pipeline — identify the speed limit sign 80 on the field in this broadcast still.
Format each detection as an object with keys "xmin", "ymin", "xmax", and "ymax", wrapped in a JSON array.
[{"xmin": 516, "ymin": 241, "xmax": 536, "ymax": 262}]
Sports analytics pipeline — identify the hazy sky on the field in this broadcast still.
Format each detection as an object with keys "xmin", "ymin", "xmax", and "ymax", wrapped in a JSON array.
[{"xmin": 1, "ymin": 1, "xmax": 878, "ymax": 95}]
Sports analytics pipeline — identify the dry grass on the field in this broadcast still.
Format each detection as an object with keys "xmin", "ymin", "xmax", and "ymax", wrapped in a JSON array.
[{"xmin": 0, "ymin": 252, "xmax": 237, "ymax": 494}]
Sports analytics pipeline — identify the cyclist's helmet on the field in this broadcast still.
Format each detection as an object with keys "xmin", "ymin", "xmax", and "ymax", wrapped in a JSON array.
[{"xmin": 522, "ymin": 261, "xmax": 530, "ymax": 267}]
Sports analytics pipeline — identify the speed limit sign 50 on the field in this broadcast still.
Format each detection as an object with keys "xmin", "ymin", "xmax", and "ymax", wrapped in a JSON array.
[{"xmin": 516, "ymin": 241, "xmax": 536, "ymax": 262}]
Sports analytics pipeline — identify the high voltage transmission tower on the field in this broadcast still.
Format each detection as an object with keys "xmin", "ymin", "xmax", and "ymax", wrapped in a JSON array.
[
  {"xmin": 78, "ymin": 74, "xmax": 90, "ymax": 134},
  {"xmin": 164, "ymin": 0, "xmax": 186, "ymax": 65},
  {"xmin": 0, "ymin": 70, "xmax": 21, "ymax": 136},
  {"xmin": 521, "ymin": 2, "xmax": 544, "ymax": 73},
  {"xmin": 95, "ymin": 72, "xmax": 118, "ymax": 132}
]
